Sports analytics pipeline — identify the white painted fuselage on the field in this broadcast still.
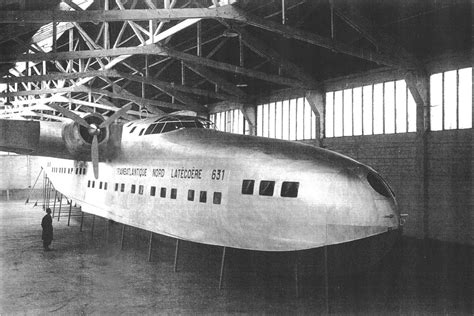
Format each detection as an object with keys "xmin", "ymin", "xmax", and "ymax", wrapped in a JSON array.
[{"xmin": 43, "ymin": 121, "xmax": 400, "ymax": 251}]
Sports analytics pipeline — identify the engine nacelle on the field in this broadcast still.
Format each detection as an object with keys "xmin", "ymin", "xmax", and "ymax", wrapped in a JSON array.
[{"xmin": 62, "ymin": 113, "xmax": 109, "ymax": 160}]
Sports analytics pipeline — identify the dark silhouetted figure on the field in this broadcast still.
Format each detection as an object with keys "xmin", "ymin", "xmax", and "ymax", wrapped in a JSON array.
[{"xmin": 41, "ymin": 208, "xmax": 53, "ymax": 251}]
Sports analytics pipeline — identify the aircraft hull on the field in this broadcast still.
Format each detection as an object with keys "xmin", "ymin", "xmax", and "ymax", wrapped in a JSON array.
[{"xmin": 42, "ymin": 128, "xmax": 400, "ymax": 252}]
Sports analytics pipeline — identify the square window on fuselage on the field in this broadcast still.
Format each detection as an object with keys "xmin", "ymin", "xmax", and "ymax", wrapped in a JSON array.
[
  {"xmin": 199, "ymin": 191, "xmax": 207, "ymax": 203},
  {"xmin": 259, "ymin": 181, "xmax": 275, "ymax": 196},
  {"xmin": 188, "ymin": 189, "xmax": 195, "ymax": 201},
  {"xmin": 171, "ymin": 188, "xmax": 177, "ymax": 199},
  {"xmin": 242, "ymin": 180, "xmax": 255, "ymax": 195},
  {"xmin": 160, "ymin": 187, "xmax": 166, "ymax": 198}
]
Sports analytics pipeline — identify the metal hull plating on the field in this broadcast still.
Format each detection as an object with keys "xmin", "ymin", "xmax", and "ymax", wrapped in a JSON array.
[{"xmin": 43, "ymin": 127, "xmax": 400, "ymax": 252}]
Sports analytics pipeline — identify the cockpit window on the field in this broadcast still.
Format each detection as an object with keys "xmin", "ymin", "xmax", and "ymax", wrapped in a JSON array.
[
  {"xmin": 141, "ymin": 115, "xmax": 215, "ymax": 135},
  {"xmin": 367, "ymin": 172, "xmax": 394, "ymax": 198}
]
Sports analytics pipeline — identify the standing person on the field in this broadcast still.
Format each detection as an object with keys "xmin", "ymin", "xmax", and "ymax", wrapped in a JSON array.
[{"xmin": 41, "ymin": 208, "xmax": 53, "ymax": 251}]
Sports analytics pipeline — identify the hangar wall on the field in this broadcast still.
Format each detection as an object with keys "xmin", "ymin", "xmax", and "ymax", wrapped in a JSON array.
[
  {"xmin": 0, "ymin": 154, "xmax": 42, "ymax": 199},
  {"xmin": 321, "ymin": 129, "xmax": 472, "ymax": 245}
]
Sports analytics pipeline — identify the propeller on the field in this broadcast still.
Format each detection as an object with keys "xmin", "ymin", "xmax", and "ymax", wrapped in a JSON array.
[{"xmin": 48, "ymin": 103, "xmax": 132, "ymax": 179}]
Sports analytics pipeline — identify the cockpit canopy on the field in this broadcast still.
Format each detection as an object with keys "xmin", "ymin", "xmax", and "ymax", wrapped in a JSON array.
[{"xmin": 143, "ymin": 115, "xmax": 215, "ymax": 135}]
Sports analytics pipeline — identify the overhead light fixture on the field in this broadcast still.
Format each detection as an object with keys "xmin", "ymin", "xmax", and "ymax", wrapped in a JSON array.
[{"xmin": 222, "ymin": 28, "xmax": 239, "ymax": 38}]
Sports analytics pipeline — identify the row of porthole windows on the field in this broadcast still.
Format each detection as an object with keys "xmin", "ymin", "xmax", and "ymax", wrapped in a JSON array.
[
  {"xmin": 241, "ymin": 180, "xmax": 299, "ymax": 198},
  {"xmin": 87, "ymin": 180, "xmax": 222, "ymax": 205},
  {"xmin": 52, "ymin": 167, "xmax": 86, "ymax": 175}
]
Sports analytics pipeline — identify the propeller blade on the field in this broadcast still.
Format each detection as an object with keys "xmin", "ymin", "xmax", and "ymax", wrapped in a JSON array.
[
  {"xmin": 99, "ymin": 104, "xmax": 132, "ymax": 128},
  {"xmin": 91, "ymin": 135, "xmax": 99, "ymax": 179},
  {"xmin": 47, "ymin": 103, "xmax": 91, "ymax": 128}
]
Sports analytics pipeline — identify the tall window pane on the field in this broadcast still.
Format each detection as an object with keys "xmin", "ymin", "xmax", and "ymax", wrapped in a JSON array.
[
  {"xmin": 353, "ymin": 87, "xmax": 362, "ymax": 136},
  {"xmin": 407, "ymin": 89, "xmax": 417, "ymax": 132},
  {"xmin": 384, "ymin": 81, "xmax": 395, "ymax": 134},
  {"xmin": 343, "ymin": 89, "xmax": 352, "ymax": 136},
  {"xmin": 276, "ymin": 101, "xmax": 283, "ymax": 139},
  {"xmin": 263, "ymin": 103, "xmax": 269, "ymax": 137},
  {"xmin": 363, "ymin": 85, "xmax": 373, "ymax": 135},
  {"xmin": 444, "ymin": 70, "xmax": 457, "ymax": 130},
  {"xmin": 334, "ymin": 91, "xmax": 343, "ymax": 137},
  {"xmin": 289, "ymin": 98, "xmax": 297, "ymax": 140},
  {"xmin": 373, "ymin": 83, "xmax": 384, "ymax": 134},
  {"xmin": 395, "ymin": 80, "xmax": 407, "ymax": 133},
  {"xmin": 458, "ymin": 67, "xmax": 472, "ymax": 129},
  {"xmin": 304, "ymin": 98, "xmax": 312, "ymax": 139},
  {"xmin": 282, "ymin": 100, "xmax": 290, "ymax": 140},
  {"xmin": 257, "ymin": 105, "xmax": 263, "ymax": 136},
  {"xmin": 269, "ymin": 102, "xmax": 276, "ymax": 138},
  {"xmin": 326, "ymin": 92, "xmax": 334, "ymax": 137},
  {"xmin": 296, "ymin": 98, "xmax": 305, "ymax": 139},
  {"xmin": 430, "ymin": 73, "xmax": 443, "ymax": 131}
]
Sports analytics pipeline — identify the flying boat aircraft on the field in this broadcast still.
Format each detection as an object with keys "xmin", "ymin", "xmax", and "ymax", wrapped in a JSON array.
[{"xmin": 0, "ymin": 106, "xmax": 402, "ymax": 260}]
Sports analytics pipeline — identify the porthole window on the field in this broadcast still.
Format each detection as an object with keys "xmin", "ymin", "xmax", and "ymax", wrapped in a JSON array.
[
  {"xmin": 199, "ymin": 191, "xmax": 207, "ymax": 203},
  {"xmin": 213, "ymin": 192, "xmax": 222, "ymax": 204},
  {"xmin": 120, "ymin": 183, "xmax": 125, "ymax": 192},
  {"xmin": 138, "ymin": 185, "xmax": 144, "ymax": 195},
  {"xmin": 150, "ymin": 186, "xmax": 156, "ymax": 196},
  {"xmin": 188, "ymin": 189, "xmax": 195, "ymax": 201},
  {"xmin": 104, "ymin": 182, "xmax": 108, "ymax": 190},
  {"xmin": 281, "ymin": 181, "xmax": 299, "ymax": 198},
  {"xmin": 171, "ymin": 188, "xmax": 177, "ymax": 199},
  {"xmin": 87, "ymin": 180, "xmax": 91, "ymax": 188},
  {"xmin": 115, "ymin": 183, "xmax": 119, "ymax": 191},
  {"xmin": 92, "ymin": 181, "xmax": 95, "ymax": 188},
  {"xmin": 259, "ymin": 181, "xmax": 275, "ymax": 196},
  {"xmin": 160, "ymin": 187, "xmax": 166, "ymax": 198},
  {"xmin": 99, "ymin": 182, "xmax": 103, "ymax": 189},
  {"xmin": 131, "ymin": 184, "xmax": 136, "ymax": 194},
  {"xmin": 241, "ymin": 180, "xmax": 255, "ymax": 195}
]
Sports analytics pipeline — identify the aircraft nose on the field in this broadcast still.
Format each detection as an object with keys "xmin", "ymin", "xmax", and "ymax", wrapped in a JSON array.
[{"xmin": 364, "ymin": 169, "xmax": 400, "ymax": 229}]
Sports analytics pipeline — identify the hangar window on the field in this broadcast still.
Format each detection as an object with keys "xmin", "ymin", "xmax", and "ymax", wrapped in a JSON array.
[
  {"xmin": 241, "ymin": 180, "xmax": 255, "ymax": 195},
  {"xmin": 281, "ymin": 181, "xmax": 299, "ymax": 198},
  {"xmin": 430, "ymin": 67, "xmax": 472, "ymax": 130},
  {"xmin": 256, "ymin": 97, "xmax": 317, "ymax": 140},
  {"xmin": 210, "ymin": 109, "xmax": 247, "ymax": 135},
  {"xmin": 131, "ymin": 184, "xmax": 136, "ymax": 194},
  {"xmin": 120, "ymin": 183, "xmax": 125, "ymax": 192},
  {"xmin": 213, "ymin": 192, "xmax": 222, "ymax": 204},
  {"xmin": 150, "ymin": 186, "xmax": 156, "ymax": 196},
  {"xmin": 188, "ymin": 189, "xmax": 195, "ymax": 201},
  {"xmin": 160, "ymin": 187, "xmax": 166, "ymax": 198},
  {"xmin": 259, "ymin": 181, "xmax": 275, "ymax": 196},
  {"xmin": 171, "ymin": 188, "xmax": 177, "ymax": 199},
  {"xmin": 199, "ymin": 191, "xmax": 207, "ymax": 203},
  {"xmin": 138, "ymin": 185, "xmax": 144, "ymax": 195},
  {"xmin": 326, "ymin": 80, "xmax": 417, "ymax": 137}
]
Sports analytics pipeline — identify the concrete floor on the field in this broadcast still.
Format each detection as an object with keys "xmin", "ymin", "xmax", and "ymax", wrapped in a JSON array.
[{"xmin": 0, "ymin": 200, "xmax": 472, "ymax": 314}]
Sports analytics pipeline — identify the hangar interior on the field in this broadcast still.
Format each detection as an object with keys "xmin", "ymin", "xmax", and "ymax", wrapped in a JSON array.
[{"xmin": 0, "ymin": 0, "xmax": 471, "ymax": 313}]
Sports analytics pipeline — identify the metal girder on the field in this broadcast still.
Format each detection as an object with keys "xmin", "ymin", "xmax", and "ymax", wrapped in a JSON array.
[
  {"xmin": 231, "ymin": 24, "xmax": 320, "ymax": 87},
  {"xmin": 0, "ymin": 43, "xmax": 311, "ymax": 89},
  {"xmin": 332, "ymin": 1, "xmax": 421, "ymax": 71},
  {"xmin": 0, "ymin": 7, "xmax": 234, "ymax": 23},
  {"xmin": 223, "ymin": 6, "xmax": 412, "ymax": 69}
]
